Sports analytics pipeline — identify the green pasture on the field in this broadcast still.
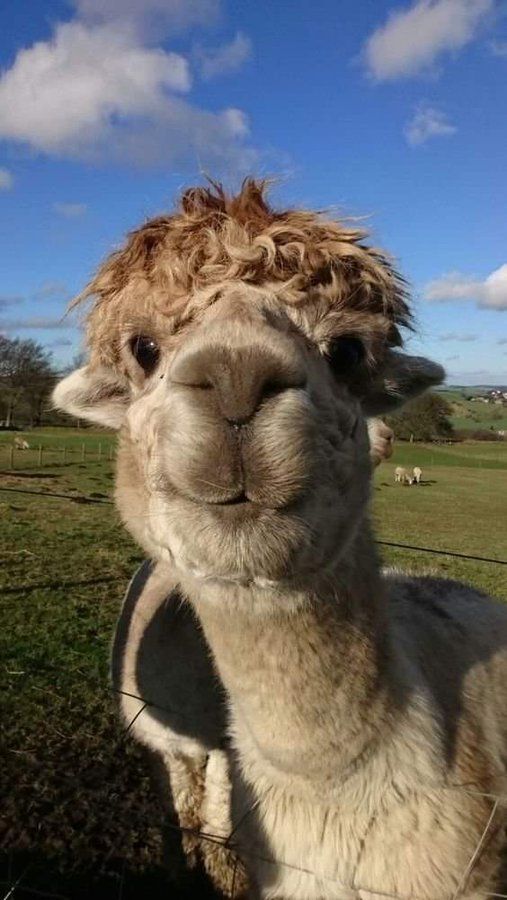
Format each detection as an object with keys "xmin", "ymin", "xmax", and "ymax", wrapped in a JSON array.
[{"xmin": 373, "ymin": 442, "xmax": 507, "ymax": 598}]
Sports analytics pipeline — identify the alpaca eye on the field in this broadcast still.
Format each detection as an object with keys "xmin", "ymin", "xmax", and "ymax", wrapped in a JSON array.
[
  {"xmin": 327, "ymin": 336, "xmax": 364, "ymax": 377},
  {"xmin": 129, "ymin": 335, "xmax": 160, "ymax": 375}
]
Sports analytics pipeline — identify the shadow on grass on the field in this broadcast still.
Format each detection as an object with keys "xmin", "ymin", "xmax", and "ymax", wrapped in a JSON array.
[
  {"xmin": 1, "ymin": 735, "xmax": 223, "ymax": 900},
  {"xmin": 1, "ymin": 574, "xmax": 123, "ymax": 596},
  {"xmin": 0, "ymin": 484, "xmax": 111, "ymax": 505},
  {"xmin": 0, "ymin": 849, "xmax": 219, "ymax": 900},
  {"xmin": 0, "ymin": 471, "xmax": 61, "ymax": 479},
  {"xmin": 378, "ymin": 480, "xmax": 437, "ymax": 488}
]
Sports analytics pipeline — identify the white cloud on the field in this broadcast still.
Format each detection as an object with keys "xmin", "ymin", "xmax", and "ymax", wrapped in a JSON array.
[
  {"xmin": 0, "ymin": 23, "xmax": 189, "ymax": 153},
  {"xmin": 73, "ymin": 0, "xmax": 220, "ymax": 36},
  {"xmin": 0, "ymin": 7, "xmax": 254, "ymax": 170},
  {"xmin": 0, "ymin": 279, "xmax": 69, "ymax": 310},
  {"xmin": 33, "ymin": 281, "xmax": 68, "ymax": 300},
  {"xmin": 404, "ymin": 103, "xmax": 456, "ymax": 144},
  {"xmin": 0, "ymin": 316, "xmax": 68, "ymax": 330},
  {"xmin": 220, "ymin": 107, "xmax": 250, "ymax": 138},
  {"xmin": 0, "ymin": 167, "xmax": 13, "ymax": 189},
  {"xmin": 439, "ymin": 333, "xmax": 477, "ymax": 341},
  {"xmin": 424, "ymin": 263, "xmax": 507, "ymax": 310},
  {"xmin": 197, "ymin": 32, "xmax": 252, "ymax": 80},
  {"xmin": 45, "ymin": 337, "xmax": 75, "ymax": 348},
  {"xmin": 364, "ymin": 0, "xmax": 493, "ymax": 81},
  {"xmin": 53, "ymin": 202, "xmax": 87, "ymax": 218}
]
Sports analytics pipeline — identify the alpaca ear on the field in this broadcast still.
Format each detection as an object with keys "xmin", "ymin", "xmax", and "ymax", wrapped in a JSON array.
[
  {"xmin": 52, "ymin": 366, "xmax": 130, "ymax": 429},
  {"xmin": 361, "ymin": 352, "xmax": 445, "ymax": 416}
]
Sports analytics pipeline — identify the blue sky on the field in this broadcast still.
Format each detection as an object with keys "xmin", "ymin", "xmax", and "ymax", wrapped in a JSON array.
[{"xmin": 0, "ymin": 0, "xmax": 506, "ymax": 384}]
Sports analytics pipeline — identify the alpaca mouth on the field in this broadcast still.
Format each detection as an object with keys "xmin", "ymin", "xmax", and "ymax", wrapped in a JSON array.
[
  {"xmin": 196, "ymin": 485, "xmax": 302, "ymax": 515},
  {"xmin": 166, "ymin": 475, "xmax": 301, "ymax": 519},
  {"xmin": 213, "ymin": 491, "xmax": 250, "ymax": 506},
  {"xmin": 206, "ymin": 491, "xmax": 263, "ymax": 520}
]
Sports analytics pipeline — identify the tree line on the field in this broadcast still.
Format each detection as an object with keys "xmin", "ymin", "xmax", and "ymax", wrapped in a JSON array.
[
  {"xmin": 385, "ymin": 393, "xmax": 455, "ymax": 442},
  {"xmin": 0, "ymin": 334, "xmax": 66, "ymax": 428}
]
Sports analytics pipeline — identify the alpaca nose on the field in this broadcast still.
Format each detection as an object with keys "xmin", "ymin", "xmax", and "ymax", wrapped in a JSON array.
[{"xmin": 170, "ymin": 342, "xmax": 306, "ymax": 425}]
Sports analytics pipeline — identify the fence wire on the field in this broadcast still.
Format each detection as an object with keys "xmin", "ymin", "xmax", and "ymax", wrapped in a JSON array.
[{"xmin": 2, "ymin": 469, "xmax": 507, "ymax": 898}]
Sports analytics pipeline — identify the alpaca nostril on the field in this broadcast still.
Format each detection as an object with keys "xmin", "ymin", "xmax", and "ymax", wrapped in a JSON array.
[
  {"xmin": 226, "ymin": 418, "xmax": 247, "ymax": 431},
  {"xmin": 225, "ymin": 376, "xmax": 298, "ymax": 428},
  {"xmin": 261, "ymin": 379, "xmax": 287, "ymax": 403}
]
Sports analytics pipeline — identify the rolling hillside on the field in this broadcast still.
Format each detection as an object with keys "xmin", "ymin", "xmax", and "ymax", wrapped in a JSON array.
[{"xmin": 439, "ymin": 389, "xmax": 507, "ymax": 433}]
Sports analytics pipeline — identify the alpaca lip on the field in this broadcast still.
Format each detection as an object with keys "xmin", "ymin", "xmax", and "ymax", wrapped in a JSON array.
[
  {"xmin": 208, "ymin": 494, "xmax": 262, "ymax": 518},
  {"xmin": 168, "ymin": 481, "xmax": 262, "ymax": 515},
  {"xmin": 213, "ymin": 491, "xmax": 250, "ymax": 506}
]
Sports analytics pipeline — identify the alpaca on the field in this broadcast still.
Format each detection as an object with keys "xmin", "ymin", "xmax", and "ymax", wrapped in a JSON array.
[
  {"xmin": 53, "ymin": 180, "xmax": 507, "ymax": 900},
  {"xmin": 394, "ymin": 465, "xmax": 413, "ymax": 485},
  {"xmin": 413, "ymin": 465, "xmax": 423, "ymax": 484},
  {"xmin": 111, "ymin": 415, "xmax": 395, "ymax": 894}
]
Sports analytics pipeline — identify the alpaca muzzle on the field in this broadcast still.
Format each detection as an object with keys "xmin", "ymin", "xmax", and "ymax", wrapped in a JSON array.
[{"xmin": 161, "ymin": 329, "xmax": 314, "ymax": 511}]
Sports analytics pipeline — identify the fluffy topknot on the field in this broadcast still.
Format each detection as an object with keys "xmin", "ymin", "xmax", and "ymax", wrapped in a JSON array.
[{"xmin": 75, "ymin": 178, "xmax": 411, "ymax": 365}]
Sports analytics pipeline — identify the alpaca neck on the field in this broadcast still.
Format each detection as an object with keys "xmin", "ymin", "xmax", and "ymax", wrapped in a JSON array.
[{"xmin": 183, "ymin": 522, "xmax": 395, "ymax": 792}]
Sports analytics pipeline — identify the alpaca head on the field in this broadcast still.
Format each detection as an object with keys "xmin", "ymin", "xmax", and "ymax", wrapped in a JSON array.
[{"xmin": 53, "ymin": 180, "xmax": 443, "ymax": 585}]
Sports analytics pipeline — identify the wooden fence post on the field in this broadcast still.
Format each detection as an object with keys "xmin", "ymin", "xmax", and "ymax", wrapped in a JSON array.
[
  {"xmin": 81, "ymin": 443, "xmax": 86, "ymax": 462},
  {"xmin": 98, "ymin": 443, "xmax": 102, "ymax": 460},
  {"xmin": 62, "ymin": 446, "xmax": 67, "ymax": 465},
  {"xmin": 38, "ymin": 445, "xmax": 43, "ymax": 467},
  {"xmin": 9, "ymin": 445, "xmax": 14, "ymax": 470}
]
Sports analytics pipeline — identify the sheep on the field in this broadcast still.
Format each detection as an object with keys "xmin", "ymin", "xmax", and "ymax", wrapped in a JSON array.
[
  {"xmin": 14, "ymin": 437, "xmax": 30, "ymax": 450},
  {"xmin": 53, "ymin": 179, "xmax": 507, "ymax": 900},
  {"xmin": 413, "ymin": 465, "xmax": 423, "ymax": 484},
  {"xmin": 394, "ymin": 465, "xmax": 413, "ymax": 485}
]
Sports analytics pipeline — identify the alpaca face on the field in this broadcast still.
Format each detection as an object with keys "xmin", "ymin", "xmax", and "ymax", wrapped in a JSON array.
[
  {"xmin": 115, "ymin": 286, "xmax": 376, "ymax": 584},
  {"xmin": 53, "ymin": 182, "xmax": 443, "ymax": 586}
]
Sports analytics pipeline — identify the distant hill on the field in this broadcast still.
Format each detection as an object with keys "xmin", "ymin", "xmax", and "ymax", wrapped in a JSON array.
[
  {"xmin": 437, "ymin": 388, "xmax": 507, "ymax": 433},
  {"xmin": 435, "ymin": 384, "xmax": 507, "ymax": 395}
]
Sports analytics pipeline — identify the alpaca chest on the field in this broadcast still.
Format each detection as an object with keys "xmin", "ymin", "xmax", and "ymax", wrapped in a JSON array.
[
  {"xmin": 231, "ymin": 765, "xmax": 501, "ymax": 900},
  {"xmin": 232, "ymin": 768, "xmax": 377, "ymax": 900}
]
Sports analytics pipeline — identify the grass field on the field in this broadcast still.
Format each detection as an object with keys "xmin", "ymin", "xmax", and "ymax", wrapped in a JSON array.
[
  {"xmin": 440, "ymin": 389, "xmax": 507, "ymax": 433},
  {"xmin": 373, "ymin": 442, "xmax": 507, "ymax": 597},
  {"xmin": 1, "ymin": 428, "xmax": 506, "ymax": 897}
]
